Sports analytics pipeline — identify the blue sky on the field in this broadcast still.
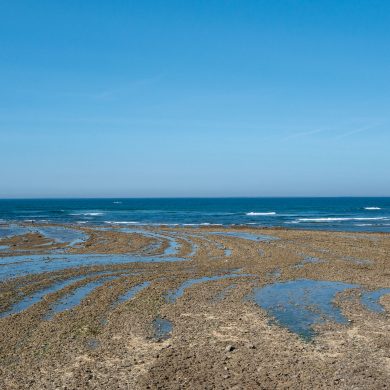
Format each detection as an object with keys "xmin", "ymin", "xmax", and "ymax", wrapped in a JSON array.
[{"xmin": 1, "ymin": 1, "xmax": 389, "ymax": 197}]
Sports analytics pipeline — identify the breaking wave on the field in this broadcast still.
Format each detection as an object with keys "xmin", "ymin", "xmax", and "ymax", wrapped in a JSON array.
[
  {"xmin": 104, "ymin": 221, "xmax": 139, "ymax": 225},
  {"xmin": 296, "ymin": 217, "xmax": 387, "ymax": 223},
  {"xmin": 246, "ymin": 212, "xmax": 276, "ymax": 216}
]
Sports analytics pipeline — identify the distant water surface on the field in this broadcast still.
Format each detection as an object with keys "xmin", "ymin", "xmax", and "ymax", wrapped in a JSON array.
[{"xmin": 0, "ymin": 198, "xmax": 389, "ymax": 232}]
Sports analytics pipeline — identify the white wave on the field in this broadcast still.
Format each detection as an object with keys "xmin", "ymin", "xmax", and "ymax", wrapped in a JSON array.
[
  {"xmin": 104, "ymin": 221, "xmax": 139, "ymax": 225},
  {"xmin": 113, "ymin": 201, "xmax": 122, "ymax": 204},
  {"xmin": 246, "ymin": 212, "xmax": 276, "ymax": 216},
  {"xmin": 297, "ymin": 217, "xmax": 387, "ymax": 223},
  {"xmin": 71, "ymin": 212, "xmax": 104, "ymax": 216},
  {"xmin": 182, "ymin": 222, "xmax": 223, "ymax": 226},
  {"xmin": 364, "ymin": 207, "xmax": 381, "ymax": 210}
]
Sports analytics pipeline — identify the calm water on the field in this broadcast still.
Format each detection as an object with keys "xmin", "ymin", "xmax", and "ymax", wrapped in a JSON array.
[
  {"xmin": 0, "ymin": 198, "xmax": 390, "ymax": 232},
  {"xmin": 250, "ymin": 279, "xmax": 359, "ymax": 339}
]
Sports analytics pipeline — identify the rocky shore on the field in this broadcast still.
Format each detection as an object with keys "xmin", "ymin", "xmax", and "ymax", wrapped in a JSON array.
[{"xmin": 0, "ymin": 224, "xmax": 389, "ymax": 389}]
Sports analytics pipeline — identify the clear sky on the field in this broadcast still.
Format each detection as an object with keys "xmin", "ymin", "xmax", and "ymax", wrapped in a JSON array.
[{"xmin": 1, "ymin": 1, "xmax": 389, "ymax": 198}]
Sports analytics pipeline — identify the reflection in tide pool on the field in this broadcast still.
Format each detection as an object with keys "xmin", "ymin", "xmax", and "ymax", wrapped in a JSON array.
[{"xmin": 250, "ymin": 279, "xmax": 358, "ymax": 340}]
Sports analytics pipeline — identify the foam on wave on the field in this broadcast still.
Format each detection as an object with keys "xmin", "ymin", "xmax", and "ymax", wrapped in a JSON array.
[
  {"xmin": 246, "ymin": 212, "xmax": 276, "ymax": 216},
  {"xmin": 104, "ymin": 221, "xmax": 139, "ymax": 225},
  {"xmin": 71, "ymin": 212, "xmax": 104, "ymax": 216},
  {"xmin": 297, "ymin": 217, "xmax": 387, "ymax": 223}
]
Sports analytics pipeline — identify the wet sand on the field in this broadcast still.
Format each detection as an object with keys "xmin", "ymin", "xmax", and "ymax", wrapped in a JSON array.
[{"xmin": 0, "ymin": 224, "xmax": 389, "ymax": 389}]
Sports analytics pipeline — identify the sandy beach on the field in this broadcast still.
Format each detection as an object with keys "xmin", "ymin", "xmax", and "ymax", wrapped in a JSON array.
[{"xmin": 0, "ymin": 224, "xmax": 389, "ymax": 389}]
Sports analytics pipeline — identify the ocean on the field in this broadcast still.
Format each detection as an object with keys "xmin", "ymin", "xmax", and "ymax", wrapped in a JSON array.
[{"xmin": 0, "ymin": 198, "xmax": 389, "ymax": 232}]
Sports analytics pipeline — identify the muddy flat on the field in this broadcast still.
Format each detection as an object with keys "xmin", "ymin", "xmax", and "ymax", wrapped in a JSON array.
[{"xmin": 0, "ymin": 224, "xmax": 389, "ymax": 389}]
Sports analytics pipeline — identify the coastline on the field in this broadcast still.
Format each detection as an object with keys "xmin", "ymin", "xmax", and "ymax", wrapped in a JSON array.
[{"xmin": 0, "ymin": 223, "xmax": 389, "ymax": 388}]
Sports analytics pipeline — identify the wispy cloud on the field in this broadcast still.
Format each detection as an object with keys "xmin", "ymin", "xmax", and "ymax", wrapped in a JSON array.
[
  {"xmin": 282, "ymin": 128, "xmax": 328, "ymax": 141},
  {"xmin": 282, "ymin": 122, "xmax": 383, "ymax": 142},
  {"xmin": 332, "ymin": 123, "xmax": 380, "ymax": 140}
]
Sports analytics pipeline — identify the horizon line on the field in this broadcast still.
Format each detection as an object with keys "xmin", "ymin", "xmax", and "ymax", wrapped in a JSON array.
[{"xmin": 0, "ymin": 196, "xmax": 389, "ymax": 200}]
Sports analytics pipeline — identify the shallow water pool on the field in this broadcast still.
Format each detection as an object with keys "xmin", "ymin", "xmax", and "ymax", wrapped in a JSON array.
[
  {"xmin": 360, "ymin": 288, "xmax": 390, "ymax": 313},
  {"xmin": 166, "ymin": 273, "xmax": 254, "ymax": 303},
  {"xmin": 153, "ymin": 316, "xmax": 173, "ymax": 340},
  {"xmin": 0, "ymin": 253, "xmax": 187, "ymax": 281},
  {"xmin": 250, "ymin": 279, "xmax": 359, "ymax": 340}
]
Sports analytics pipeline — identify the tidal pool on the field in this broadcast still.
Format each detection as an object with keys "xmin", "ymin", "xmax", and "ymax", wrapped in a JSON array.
[
  {"xmin": 35, "ymin": 226, "xmax": 88, "ymax": 247},
  {"xmin": 250, "ymin": 279, "xmax": 359, "ymax": 340},
  {"xmin": 45, "ymin": 276, "xmax": 119, "ymax": 319},
  {"xmin": 0, "ymin": 253, "xmax": 187, "ymax": 281},
  {"xmin": 113, "ymin": 281, "xmax": 151, "ymax": 308},
  {"xmin": 360, "ymin": 288, "xmax": 390, "ymax": 313},
  {"xmin": 120, "ymin": 228, "xmax": 181, "ymax": 256},
  {"xmin": 224, "ymin": 249, "xmax": 232, "ymax": 257},
  {"xmin": 0, "ymin": 224, "xmax": 88, "ymax": 248},
  {"xmin": 0, "ymin": 225, "xmax": 30, "ymax": 239},
  {"xmin": 0, "ymin": 274, "xmax": 89, "ymax": 318},
  {"xmin": 166, "ymin": 273, "xmax": 254, "ymax": 303},
  {"xmin": 152, "ymin": 316, "xmax": 173, "ymax": 340}
]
